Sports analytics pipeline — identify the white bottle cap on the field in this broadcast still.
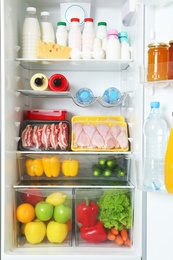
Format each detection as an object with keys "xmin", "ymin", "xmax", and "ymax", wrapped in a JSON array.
[
  {"xmin": 41, "ymin": 11, "xmax": 50, "ymax": 16},
  {"xmin": 27, "ymin": 7, "xmax": 36, "ymax": 12}
]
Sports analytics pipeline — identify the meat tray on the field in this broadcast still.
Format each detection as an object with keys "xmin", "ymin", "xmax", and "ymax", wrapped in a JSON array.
[
  {"xmin": 18, "ymin": 120, "xmax": 70, "ymax": 151},
  {"xmin": 71, "ymin": 116, "xmax": 129, "ymax": 152}
]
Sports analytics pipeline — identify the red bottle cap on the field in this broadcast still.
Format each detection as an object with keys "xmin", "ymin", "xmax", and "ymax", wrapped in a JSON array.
[
  {"xmin": 71, "ymin": 18, "xmax": 80, "ymax": 23},
  {"xmin": 84, "ymin": 18, "xmax": 94, "ymax": 22}
]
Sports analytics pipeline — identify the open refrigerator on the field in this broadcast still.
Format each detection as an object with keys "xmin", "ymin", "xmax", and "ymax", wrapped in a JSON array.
[{"xmin": 1, "ymin": 0, "xmax": 173, "ymax": 260}]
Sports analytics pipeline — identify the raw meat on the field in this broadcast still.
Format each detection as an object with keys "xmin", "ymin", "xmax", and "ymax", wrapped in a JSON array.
[
  {"xmin": 116, "ymin": 127, "xmax": 128, "ymax": 149},
  {"xmin": 21, "ymin": 125, "xmax": 34, "ymax": 148},
  {"xmin": 41, "ymin": 124, "xmax": 51, "ymax": 149},
  {"xmin": 58, "ymin": 122, "xmax": 68, "ymax": 150},
  {"xmin": 83, "ymin": 124, "xmax": 96, "ymax": 140},
  {"xmin": 104, "ymin": 131, "xmax": 119, "ymax": 149},
  {"xmin": 110, "ymin": 124, "xmax": 122, "ymax": 139},
  {"xmin": 73, "ymin": 123, "xmax": 83, "ymax": 145},
  {"xmin": 32, "ymin": 125, "xmax": 43, "ymax": 149},
  {"xmin": 96, "ymin": 124, "xmax": 109, "ymax": 141},
  {"xmin": 77, "ymin": 130, "xmax": 91, "ymax": 147},
  {"xmin": 91, "ymin": 130, "xmax": 105, "ymax": 148},
  {"xmin": 50, "ymin": 124, "xmax": 59, "ymax": 150}
]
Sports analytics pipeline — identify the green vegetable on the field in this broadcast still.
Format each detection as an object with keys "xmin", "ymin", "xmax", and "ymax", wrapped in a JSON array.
[{"xmin": 97, "ymin": 189, "xmax": 133, "ymax": 230}]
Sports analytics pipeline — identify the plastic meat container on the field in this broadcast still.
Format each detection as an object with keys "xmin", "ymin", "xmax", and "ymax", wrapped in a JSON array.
[
  {"xmin": 18, "ymin": 120, "xmax": 70, "ymax": 151},
  {"xmin": 71, "ymin": 116, "xmax": 129, "ymax": 152},
  {"xmin": 13, "ymin": 187, "xmax": 73, "ymax": 247},
  {"xmin": 26, "ymin": 110, "xmax": 67, "ymax": 121},
  {"xmin": 75, "ymin": 188, "xmax": 134, "ymax": 247}
]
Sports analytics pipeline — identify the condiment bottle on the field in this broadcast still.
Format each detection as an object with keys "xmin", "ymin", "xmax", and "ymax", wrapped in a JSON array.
[
  {"xmin": 168, "ymin": 40, "xmax": 173, "ymax": 79},
  {"xmin": 40, "ymin": 12, "xmax": 55, "ymax": 43},
  {"xmin": 105, "ymin": 29, "xmax": 120, "ymax": 60},
  {"xmin": 48, "ymin": 74, "xmax": 70, "ymax": 91},
  {"xmin": 147, "ymin": 42, "xmax": 169, "ymax": 81},
  {"xmin": 56, "ymin": 21, "xmax": 68, "ymax": 46}
]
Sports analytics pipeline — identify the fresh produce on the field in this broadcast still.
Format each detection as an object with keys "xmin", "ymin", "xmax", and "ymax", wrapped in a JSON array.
[
  {"xmin": 42, "ymin": 156, "xmax": 60, "ymax": 177},
  {"xmin": 92, "ymin": 165, "xmax": 102, "ymax": 177},
  {"xmin": 20, "ymin": 187, "xmax": 44, "ymax": 206},
  {"xmin": 24, "ymin": 219, "xmax": 46, "ymax": 244},
  {"xmin": 76, "ymin": 197, "xmax": 99, "ymax": 227},
  {"xmin": 35, "ymin": 201, "xmax": 54, "ymax": 221},
  {"xmin": 80, "ymin": 221, "xmax": 107, "ymax": 243},
  {"xmin": 103, "ymin": 168, "xmax": 112, "ymax": 177},
  {"xmin": 97, "ymin": 189, "xmax": 132, "ymax": 230},
  {"xmin": 26, "ymin": 158, "xmax": 44, "ymax": 177},
  {"xmin": 46, "ymin": 191, "xmax": 67, "ymax": 206},
  {"xmin": 53, "ymin": 204, "xmax": 72, "ymax": 223},
  {"xmin": 46, "ymin": 221, "xmax": 68, "ymax": 243},
  {"xmin": 61, "ymin": 159, "xmax": 79, "ymax": 176},
  {"xmin": 107, "ymin": 227, "xmax": 131, "ymax": 247},
  {"xmin": 16, "ymin": 203, "xmax": 35, "ymax": 224}
]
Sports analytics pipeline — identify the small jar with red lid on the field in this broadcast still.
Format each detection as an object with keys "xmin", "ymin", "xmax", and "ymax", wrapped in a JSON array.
[{"xmin": 147, "ymin": 42, "xmax": 169, "ymax": 81}]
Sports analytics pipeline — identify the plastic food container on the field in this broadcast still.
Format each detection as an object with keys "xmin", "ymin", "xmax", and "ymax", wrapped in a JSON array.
[
  {"xmin": 71, "ymin": 116, "xmax": 129, "ymax": 152},
  {"xmin": 18, "ymin": 120, "xmax": 70, "ymax": 151},
  {"xmin": 26, "ymin": 110, "xmax": 67, "ymax": 121},
  {"xmin": 75, "ymin": 188, "xmax": 134, "ymax": 247},
  {"xmin": 13, "ymin": 187, "xmax": 72, "ymax": 247}
]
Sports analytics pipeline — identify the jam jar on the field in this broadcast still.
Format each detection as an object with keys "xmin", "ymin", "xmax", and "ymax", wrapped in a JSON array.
[
  {"xmin": 147, "ymin": 42, "xmax": 169, "ymax": 81},
  {"xmin": 168, "ymin": 40, "xmax": 173, "ymax": 79}
]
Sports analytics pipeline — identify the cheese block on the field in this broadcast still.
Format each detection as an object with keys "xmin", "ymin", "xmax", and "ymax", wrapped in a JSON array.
[{"xmin": 37, "ymin": 40, "xmax": 72, "ymax": 59}]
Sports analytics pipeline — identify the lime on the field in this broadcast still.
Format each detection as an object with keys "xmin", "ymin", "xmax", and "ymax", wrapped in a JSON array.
[
  {"xmin": 114, "ymin": 167, "xmax": 125, "ymax": 177},
  {"xmin": 93, "ymin": 167, "xmax": 102, "ymax": 177},
  {"xmin": 98, "ymin": 158, "xmax": 107, "ymax": 168},
  {"xmin": 103, "ymin": 168, "xmax": 112, "ymax": 177},
  {"xmin": 106, "ymin": 159, "xmax": 117, "ymax": 169}
]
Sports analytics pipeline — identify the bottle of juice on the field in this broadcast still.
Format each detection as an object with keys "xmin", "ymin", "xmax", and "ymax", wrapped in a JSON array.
[{"xmin": 164, "ymin": 128, "xmax": 173, "ymax": 193}]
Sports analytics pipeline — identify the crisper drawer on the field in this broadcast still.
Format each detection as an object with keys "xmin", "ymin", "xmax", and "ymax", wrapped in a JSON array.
[
  {"xmin": 17, "ymin": 154, "xmax": 130, "ymax": 185},
  {"xmin": 75, "ymin": 188, "xmax": 134, "ymax": 248},
  {"xmin": 13, "ymin": 187, "xmax": 73, "ymax": 248}
]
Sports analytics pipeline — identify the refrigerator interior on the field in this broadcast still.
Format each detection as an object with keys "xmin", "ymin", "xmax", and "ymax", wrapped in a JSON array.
[{"xmin": 1, "ymin": 0, "xmax": 145, "ymax": 259}]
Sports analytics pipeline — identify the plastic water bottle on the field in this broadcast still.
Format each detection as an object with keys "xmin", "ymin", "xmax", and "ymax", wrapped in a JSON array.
[
  {"xmin": 56, "ymin": 22, "xmax": 68, "ymax": 46},
  {"xmin": 22, "ymin": 7, "xmax": 41, "ymax": 58},
  {"xmin": 118, "ymin": 31, "xmax": 130, "ymax": 60},
  {"xmin": 68, "ymin": 18, "xmax": 82, "ymax": 51},
  {"xmin": 75, "ymin": 88, "xmax": 94, "ymax": 105},
  {"xmin": 105, "ymin": 29, "xmax": 120, "ymax": 60},
  {"xmin": 102, "ymin": 87, "xmax": 121, "ymax": 104},
  {"xmin": 96, "ymin": 22, "xmax": 107, "ymax": 41},
  {"xmin": 143, "ymin": 101, "xmax": 168, "ymax": 190},
  {"xmin": 40, "ymin": 12, "xmax": 55, "ymax": 43}
]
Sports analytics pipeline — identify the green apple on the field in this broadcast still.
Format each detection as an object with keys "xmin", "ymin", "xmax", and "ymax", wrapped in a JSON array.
[
  {"xmin": 47, "ymin": 220, "xmax": 68, "ymax": 243},
  {"xmin": 53, "ymin": 204, "xmax": 71, "ymax": 223},
  {"xmin": 35, "ymin": 201, "xmax": 53, "ymax": 221},
  {"xmin": 25, "ymin": 219, "xmax": 46, "ymax": 244}
]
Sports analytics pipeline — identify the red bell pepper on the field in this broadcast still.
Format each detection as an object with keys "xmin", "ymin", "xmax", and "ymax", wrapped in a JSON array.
[
  {"xmin": 76, "ymin": 197, "xmax": 98, "ymax": 227},
  {"xmin": 80, "ymin": 221, "xmax": 107, "ymax": 243}
]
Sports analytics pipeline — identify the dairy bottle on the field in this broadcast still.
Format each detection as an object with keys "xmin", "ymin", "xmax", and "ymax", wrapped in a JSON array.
[
  {"xmin": 96, "ymin": 22, "xmax": 107, "ymax": 41},
  {"xmin": 105, "ymin": 29, "xmax": 120, "ymax": 60},
  {"xmin": 22, "ymin": 7, "xmax": 41, "ymax": 58},
  {"xmin": 82, "ymin": 18, "xmax": 95, "ymax": 51},
  {"xmin": 68, "ymin": 18, "xmax": 82, "ymax": 51},
  {"xmin": 40, "ymin": 11, "xmax": 55, "ymax": 43},
  {"xmin": 56, "ymin": 22, "xmax": 68, "ymax": 46},
  {"xmin": 118, "ymin": 31, "xmax": 130, "ymax": 60}
]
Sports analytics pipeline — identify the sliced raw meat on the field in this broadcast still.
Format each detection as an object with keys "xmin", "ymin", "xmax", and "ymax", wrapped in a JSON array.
[
  {"xmin": 77, "ymin": 130, "xmax": 91, "ymax": 147},
  {"xmin": 104, "ymin": 131, "xmax": 119, "ymax": 149},
  {"xmin": 58, "ymin": 122, "xmax": 68, "ymax": 150},
  {"xmin": 96, "ymin": 124, "xmax": 109, "ymax": 141},
  {"xmin": 116, "ymin": 128, "xmax": 128, "ymax": 149},
  {"xmin": 73, "ymin": 123, "xmax": 83, "ymax": 144},
  {"xmin": 41, "ymin": 124, "xmax": 51, "ymax": 149},
  {"xmin": 83, "ymin": 124, "xmax": 96, "ymax": 140},
  {"xmin": 50, "ymin": 124, "xmax": 59, "ymax": 150},
  {"xmin": 32, "ymin": 125, "xmax": 43, "ymax": 149},
  {"xmin": 21, "ymin": 125, "xmax": 34, "ymax": 148},
  {"xmin": 110, "ymin": 124, "xmax": 122, "ymax": 139},
  {"xmin": 91, "ymin": 130, "xmax": 105, "ymax": 148}
]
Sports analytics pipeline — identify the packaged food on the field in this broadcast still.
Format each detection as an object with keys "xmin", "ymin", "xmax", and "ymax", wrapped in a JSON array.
[{"xmin": 26, "ymin": 110, "xmax": 66, "ymax": 121}]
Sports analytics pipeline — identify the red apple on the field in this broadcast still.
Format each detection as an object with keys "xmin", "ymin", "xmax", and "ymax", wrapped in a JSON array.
[{"xmin": 21, "ymin": 188, "xmax": 44, "ymax": 206}]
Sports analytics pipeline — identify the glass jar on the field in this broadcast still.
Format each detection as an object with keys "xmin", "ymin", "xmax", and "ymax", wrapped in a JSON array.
[
  {"xmin": 168, "ymin": 40, "xmax": 173, "ymax": 79},
  {"xmin": 147, "ymin": 42, "xmax": 169, "ymax": 81}
]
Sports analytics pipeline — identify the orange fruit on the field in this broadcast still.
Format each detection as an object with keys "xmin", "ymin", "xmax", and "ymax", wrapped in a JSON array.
[{"xmin": 16, "ymin": 203, "xmax": 35, "ymax": 223}]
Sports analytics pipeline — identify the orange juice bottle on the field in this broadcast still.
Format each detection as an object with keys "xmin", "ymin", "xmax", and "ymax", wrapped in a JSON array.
[{"xmin": 164, "ymin": 128, "xmax": 173, "ymax": 193}]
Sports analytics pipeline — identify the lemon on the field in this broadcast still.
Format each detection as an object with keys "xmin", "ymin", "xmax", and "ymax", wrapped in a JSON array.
[
  {"xmin": 46, "ymin": 221, "xmax": 68, "ymax": 243},
  {"xmin": 46, "ymin": 192, "xmax": 67, "ymax": 206}
]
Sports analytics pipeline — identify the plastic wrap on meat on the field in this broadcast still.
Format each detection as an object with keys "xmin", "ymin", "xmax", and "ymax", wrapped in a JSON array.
[
  {"xmin": 32, "ymin": 125, "xmax": 43, "ymax": 149},
  {"xmin": 58, "ymin": 122, "xmax": 68, "ymax": 150},
  {"xmin": 41, "ymin": 124, "xmax": 51, "ymax": 149},
  {"xmin": 21, "ymin": 125, "xmax": 34, "ymax": 148},
  {"xmin": 50, "ymin": 123, "xmax": 59, "ymax": 150}
]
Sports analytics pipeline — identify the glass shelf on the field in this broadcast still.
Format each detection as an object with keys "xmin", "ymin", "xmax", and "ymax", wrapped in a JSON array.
[{"xmin": 15, "ymin": 58, "xmax": 133, "ymax": 71}]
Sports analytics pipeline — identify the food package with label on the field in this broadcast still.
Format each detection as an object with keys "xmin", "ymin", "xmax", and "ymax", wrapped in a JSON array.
[
  {"xmin": 18, "ymin": 120, "xmax": 70, "ymax": 151},
  {"xmin": 71, "ymin": 116, "xmax": 129, "ymax": 152}
]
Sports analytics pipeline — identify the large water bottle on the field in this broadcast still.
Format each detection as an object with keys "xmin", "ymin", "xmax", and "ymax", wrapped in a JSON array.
[
  {"xmin": 102, "ymin": 87, "xmax": 121, "ymax": 104},
  {"xmin": 75, "ymin": 88, "xmax": 94, "ymax": 105},
  {"xmin": 143, "ymin": 101, "xmax": 168, "ymax": 190},
  {"xmin": 40, "ymin": 12, "xmax": 55, "ymax": 43},
  {"xmin": 22, "ymin": 7, "xmax": 41, "ymax": 58}
]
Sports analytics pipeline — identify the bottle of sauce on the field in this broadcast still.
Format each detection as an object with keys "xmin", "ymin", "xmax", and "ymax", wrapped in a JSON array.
[
  {"xmin": 30, "ymin": 73, "xmax": 48, "ymax": 91},
  {"xmin": 147, "ymin": 42, "xmax": 169, "ymax": 81}
]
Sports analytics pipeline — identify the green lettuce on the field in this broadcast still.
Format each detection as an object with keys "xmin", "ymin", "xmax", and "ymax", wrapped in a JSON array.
[{"xmin": 97, "ymin": 189, "xmax": 133, "ymax": 230}]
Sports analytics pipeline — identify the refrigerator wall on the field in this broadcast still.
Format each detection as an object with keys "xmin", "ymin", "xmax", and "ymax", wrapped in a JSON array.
[{"xmin": 1, "ymin": 0, "xmax": 144, "ymax": 259}]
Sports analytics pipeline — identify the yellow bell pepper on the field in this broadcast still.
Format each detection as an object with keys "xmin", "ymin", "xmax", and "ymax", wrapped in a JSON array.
[
  {"xmin": 61, "ymin": 159, "xmax": 79, "ymax": 176},
  {"xmin": 42, "ymin": 156, "xmax": 60, "ymax": 177},
  {"xmin": 26, "ymin": 159, "xmax": 44, "ymax": 177}
]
